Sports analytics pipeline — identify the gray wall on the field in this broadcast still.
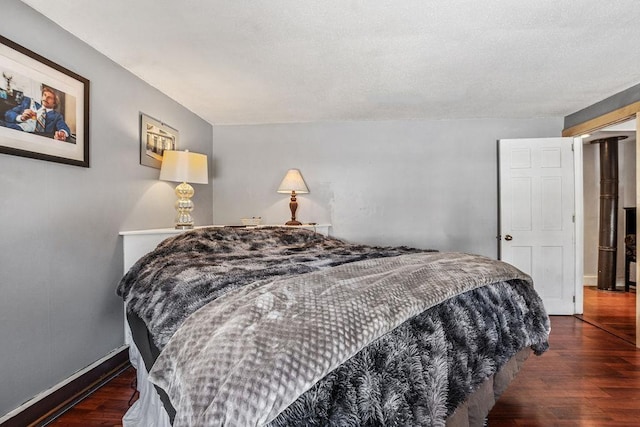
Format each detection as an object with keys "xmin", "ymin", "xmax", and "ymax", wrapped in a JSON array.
[
  {"xmin": 0, "ymin": 1, "xmax": 213, "ymax": 417},
  {"xmin": 213, "ymin": 118, "xmax": 563, "ymax": 258}
]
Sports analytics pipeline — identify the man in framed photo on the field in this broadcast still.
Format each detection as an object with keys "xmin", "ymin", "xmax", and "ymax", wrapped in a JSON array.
[{"xmin": 3, "ymin": 85, "xmax": 72, "ymax": 142}]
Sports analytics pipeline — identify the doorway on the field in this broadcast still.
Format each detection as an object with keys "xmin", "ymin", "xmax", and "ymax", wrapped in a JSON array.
[{"xmin": 578, "ymin": 119, "xmax": 636, "ymax": 344}]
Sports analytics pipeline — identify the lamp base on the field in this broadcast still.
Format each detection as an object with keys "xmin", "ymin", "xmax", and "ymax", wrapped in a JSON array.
[
  {"xmin": 175, "ymin": 224, "xmax": 194, "ymax": 230},
  {"xmin": 174, "ymin": 182, "xmax": 195, "ymax": 229},
  {"xmin": 285, "ymin": 220, "xmax": 302, "ymax": 226}
]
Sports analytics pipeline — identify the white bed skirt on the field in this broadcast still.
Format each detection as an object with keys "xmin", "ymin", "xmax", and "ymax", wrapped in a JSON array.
[{"xmin": 123, "ymin": 321, "xmax": 172, "ymax": 427}]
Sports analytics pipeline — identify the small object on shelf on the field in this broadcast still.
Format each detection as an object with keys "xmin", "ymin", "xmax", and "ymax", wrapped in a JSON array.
[{"xmin": 241, "ymin": 217, "xmax": 262, "ymax": 226}]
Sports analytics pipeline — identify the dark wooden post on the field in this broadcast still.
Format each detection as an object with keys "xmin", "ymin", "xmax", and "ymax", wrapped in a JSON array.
[{"xmin": 594, "ymin": 137, "xmax": 620, "ymax": 290}]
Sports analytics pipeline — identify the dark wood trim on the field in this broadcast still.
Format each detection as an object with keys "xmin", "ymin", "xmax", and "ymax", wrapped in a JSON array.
[{"xmin": 0, "ymin": 348, "xmax": 129, "ymax": 427}]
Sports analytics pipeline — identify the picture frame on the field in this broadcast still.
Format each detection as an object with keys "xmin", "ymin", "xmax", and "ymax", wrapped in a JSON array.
[
  {"xmin": 0, "ymin": 35, "xmax": 90, "ymax": 167},
  {"xmin": 139, "ymin": 113, "xmax": 179, "ymax": 169}
]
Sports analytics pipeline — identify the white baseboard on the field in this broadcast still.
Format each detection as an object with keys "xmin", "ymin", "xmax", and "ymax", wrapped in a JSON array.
[{"xmin": 583, "ymin": 275, "xmax": 626, "ymax": 287}]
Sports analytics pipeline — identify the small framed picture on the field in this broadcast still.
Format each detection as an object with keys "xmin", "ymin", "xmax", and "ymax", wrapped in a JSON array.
[
  {"xmin": 0, "ymin": 35, "xmax": 90, "ymax": 167},
  {"xmin": 140, "ymin": 113, "xmax": 179, "ymax": 169}
]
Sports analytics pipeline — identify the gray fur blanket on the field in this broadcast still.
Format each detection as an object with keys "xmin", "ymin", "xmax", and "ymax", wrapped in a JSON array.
[
  {"xmin": 117, "ymin": 227, "xmax": 550, "ymax": 426},
  {"xmin": 149, "ymin": 251, "xmax": 543, "ymax": 426}
]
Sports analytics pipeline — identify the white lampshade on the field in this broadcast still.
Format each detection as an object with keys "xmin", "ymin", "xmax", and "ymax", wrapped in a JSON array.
[
  {"xmin": 277, "ymin": 169, "xmax": 309, "ymax": 194},
  {"xmin": 160, "ymin": 150, "xmax": 208, "ymax": 184}
]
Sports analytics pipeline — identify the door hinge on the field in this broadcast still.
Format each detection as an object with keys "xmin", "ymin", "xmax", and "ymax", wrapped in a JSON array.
[
  {"xmin": 572, "ymin": 214, "xmax": 575, "ymax": 223},
  {"xmin": 573, "ymin": 295, "xmax": 576, "ymax": 303}
]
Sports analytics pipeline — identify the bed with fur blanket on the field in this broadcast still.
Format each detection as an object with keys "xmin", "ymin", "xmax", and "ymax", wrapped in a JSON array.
[{"xmin": 117, "ymin": 226, "xmax": 549, "ymax": 427}]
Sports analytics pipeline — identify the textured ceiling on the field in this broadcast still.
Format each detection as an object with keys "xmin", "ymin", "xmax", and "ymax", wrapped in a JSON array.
[{"xmin": 20, "ymin": 0, "xmax": 640, "ymax": 125}]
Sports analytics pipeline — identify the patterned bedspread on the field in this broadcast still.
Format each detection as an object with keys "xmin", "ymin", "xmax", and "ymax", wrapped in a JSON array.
[
  {"xmin": 117, "ymin": 227, "xmax": 550, "ymax": 426},
  {"xmin": 117, "ymin": 227, "xmax": 427, "ymax": 350}
]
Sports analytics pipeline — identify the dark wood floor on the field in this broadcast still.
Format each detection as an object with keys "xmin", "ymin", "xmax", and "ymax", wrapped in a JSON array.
[
  {"xmin": 487, "ymin": 316, "xmax": 640, "ymax": 426},
  {"xmin": 578, "ymin": 285, "xmax": 636, "ymax": 345},
  {"xmin": 49, "ymin": 316, "xmax": 640, "ymax": 426},
  {"xmin": 47, "ymin": 367, "xmax": 137, "ymax": 427}
]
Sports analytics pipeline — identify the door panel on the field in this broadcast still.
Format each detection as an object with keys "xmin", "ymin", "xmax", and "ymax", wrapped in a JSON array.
[
  {"xmin": 541, "ymin": 177, "xmax": 563, "ymax": 229},
  {"xmin": 499, "ymin": 137, "xmax": 575, "ymax": 314}
]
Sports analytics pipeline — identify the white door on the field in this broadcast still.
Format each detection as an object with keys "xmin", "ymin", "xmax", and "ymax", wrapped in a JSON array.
[{"xmin": 499, "ymin": 137, "xmax": 577, "ymax": 314}]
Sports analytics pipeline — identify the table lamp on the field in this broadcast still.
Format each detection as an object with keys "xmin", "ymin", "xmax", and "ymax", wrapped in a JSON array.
[
  {"xmin": 159, "ymin": 150, "xmax": 208, "ymax": 229},
  {"xmin": 277, "ymin": 168, "xmax": 309, "ymax": 225}
]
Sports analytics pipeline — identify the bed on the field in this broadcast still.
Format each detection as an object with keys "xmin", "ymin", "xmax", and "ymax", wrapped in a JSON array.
[{"xmin": 116, "ymin": 226, "xmax": 550, "ymax": 427}]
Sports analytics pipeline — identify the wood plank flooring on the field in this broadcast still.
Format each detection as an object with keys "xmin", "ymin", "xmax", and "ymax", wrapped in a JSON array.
[
  {"xmin": 48, "ymin": 316, "xmax": 640, "ymax": 426},
  {"xmin": 46, "ymin": 367, "xmax": 137, "ymax": 427},
  {"xmin": 577, "ymin": 286, "xmax": 636, "ymax": 345},
  {"xmin": 488, "ymin": 316, "xmax": 640, "ymax": 426}
]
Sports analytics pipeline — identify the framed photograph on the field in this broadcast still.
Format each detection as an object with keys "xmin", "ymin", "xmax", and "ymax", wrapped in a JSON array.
[
  {"xmin": 0, "ymin": 35, "xmax": 89, "ymax": 167},
  {"xmin": 140, "ymin": 113, "xmax": 179, "ymax": 169}
]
